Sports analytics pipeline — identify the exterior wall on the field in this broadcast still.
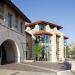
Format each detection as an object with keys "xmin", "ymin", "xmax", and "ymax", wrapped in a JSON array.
[
  {"xmin": 0, "ymin": 3, "xmax": 29, "ymax": 63},
  {"xmin": 3, "ymin": 4, "xmax": 25, "ymax": 33},
  {"xmin": 51, "ymin": 27, "xmax": 65, "ymax": 62},
  {"xmin": 46, "ymin": 24, "xmax": 53, "ymax": 32},
  {"xmin": 0, "ymin": 23, "xmax": 27, "ymax": 63},
  {"xmin": 26, "ymin": 32, "xmax": 32, "ymax": 60},
  {"xmin": 0, "ymin": 25, "xmax": 26, "ymax": 62}
]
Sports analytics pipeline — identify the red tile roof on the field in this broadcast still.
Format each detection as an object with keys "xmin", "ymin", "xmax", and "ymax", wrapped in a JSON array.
[
  {"xmin": 25, "ymin": 20, "xmax": 63, "ymax": 30},
  {"xmin": 34, "ymin": 30, "xmax": 52, "ymax": 36},
  {"xmin": 2, "ymin": 0, "xmax": 31, "ymax": 23}
]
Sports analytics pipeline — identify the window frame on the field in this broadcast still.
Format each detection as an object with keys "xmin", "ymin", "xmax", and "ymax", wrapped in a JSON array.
[
  {"xmin": 8, "ymin": 13, "xmax": 12, "ymax": 28},
  {"xmin": 20, "ymin": 22, "xmax": 23, "ymax": 33},
  {"xmin": 0, "ymin": 2, "xmax": 4, "ymax": 19},
  {"xmin": 15, "ymin": 15, "xmax": 18, "ymax": 28},
  {"xmin": 39, "ymin": 25, "xmax": 45, "ymax": 30}
]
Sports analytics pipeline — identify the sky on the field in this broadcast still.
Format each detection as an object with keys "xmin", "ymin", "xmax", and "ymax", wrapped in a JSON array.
[{"xmin": 12, "ymin": 0, "xmax": 75, "ymax": 43}]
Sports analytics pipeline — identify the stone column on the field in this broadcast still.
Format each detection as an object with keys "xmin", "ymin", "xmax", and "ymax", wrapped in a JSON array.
[
  {"xmin": 50, "ymin": 34, "xmax": 57, "ymax": 62},
  {"xmin": 59, "ymin": 36, "xmax": 65, "ymax": 61},
  {"xmin": 48, "ymin": 36, "xmax": 51, "ymax": 61},
  {"xmin": 46, "ymin": 24, "xmax": 51, "ymax": 32}
]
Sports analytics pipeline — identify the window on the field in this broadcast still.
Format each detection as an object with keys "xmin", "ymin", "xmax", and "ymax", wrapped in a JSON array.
[
  {"xmin": 39, "ymin": 25, "xmax": 45, "ymax": 30},
  {"xmin": 40, "ymin": 35, "xmax": 44, "ymax": 42},
  {"xmin": 0, "ymin": 2, "xmax": 4, "ymax": 18},
  {"xmin": 8, "ymin": 13, "xmax": 12, "ymax": 28},
  {"xmin": 20, "ymin": 22, "xmax": 23, "ymax": 33},
  {"xmin": 15, "ymin": 16, "xmax": 18, "ymax": 28},
  {"xmin": 45, "ymin": 35, "xmax": 49, "ymax": 43}
]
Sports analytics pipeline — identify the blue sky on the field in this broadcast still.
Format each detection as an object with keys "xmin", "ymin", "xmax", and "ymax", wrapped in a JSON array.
[{"xmin": 12, "ymin": 0, "xmax": 75, "ymax": 43}]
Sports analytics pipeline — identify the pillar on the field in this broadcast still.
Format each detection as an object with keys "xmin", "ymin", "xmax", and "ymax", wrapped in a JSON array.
[
  {"xmin": 59, "ymin": 36, "xmax": 65, "ymax": 61},
  {"xmin": 50, "ymin": 34, "xmax": 57, "ymax": 62},
  {"xmin": 48, "ymin": 36, "xmax": 51, "ymax": 61}
]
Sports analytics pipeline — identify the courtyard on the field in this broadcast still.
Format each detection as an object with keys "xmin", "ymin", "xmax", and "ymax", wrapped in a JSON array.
[{"xmin": 0, "ymin": 62, "xmax": 74, "ymax": 75}]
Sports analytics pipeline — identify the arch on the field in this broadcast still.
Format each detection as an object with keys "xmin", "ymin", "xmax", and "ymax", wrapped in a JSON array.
[{"xmin": 0, "ymin": 39, "xmax": 20, "ymax": 64}]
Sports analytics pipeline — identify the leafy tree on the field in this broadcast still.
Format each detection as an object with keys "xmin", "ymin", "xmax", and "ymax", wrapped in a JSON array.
[
  {"xmin": 65, "ymin": 46, "xmax": 70, "ymax": 58},
  {"xmin": 65, "ymin": 43, "xmax": 75, "ymax": 59},
  {"xmin": 34, "ymin": 43, "xmax": 42, "ymax": 60},
  {"xmin": 70, "ymin": 46, "xmax": 75, "ymax": 59}
]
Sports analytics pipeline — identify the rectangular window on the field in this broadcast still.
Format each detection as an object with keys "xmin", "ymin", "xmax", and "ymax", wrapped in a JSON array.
[
  {"xmin": 8, "ymin": 13, "xmax": 12, "ymax": 28},
  {"xmin": 45, "ymin": 35, "xmax": 49, "ymax": 43},
  {"xmin": 15, "ymin": 15, "xmax": 18, "ymax": 28},
  {"xmin": 0, "ymin": 2, "xmax": 4, "ymax": 18},
  {"xmin": 20, "ymin": 22, "xmax": 23, "ymax": 33},
  {"xmin": 39, "ymin": 25, "xmax": 45, "ymax": 30}
]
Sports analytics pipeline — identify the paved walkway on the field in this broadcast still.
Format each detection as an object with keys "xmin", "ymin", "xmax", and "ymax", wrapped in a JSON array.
[
  {"xmin": 0, "ymin": 62, "xmax": 74, "ymax": 75},
  {"xmin": 23, "ymin": 62, "xmax": 65, "ymax": 71},
  {"xmin": 0, "ymin": 63, "xmax": 54, "ymax": 73},
  {"xmin": 0, "ymin": 69, "xmax": 56, "ymax": 75},
  {"xmin": 0, "ymin": 62, "xmax": 65, "ymax": 72}
]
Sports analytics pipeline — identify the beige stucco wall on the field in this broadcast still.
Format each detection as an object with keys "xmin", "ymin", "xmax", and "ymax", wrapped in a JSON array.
[
  {"xmin": 0, "ymin": 23, "xmax": 27, "ymax": 63},
  {"xmin": 0, "ymin": 3, "xmax": 28, "ymax": 63},
  {"xmin": 3, "ymin": 4, "xmax": 25, "ymax": 34}
]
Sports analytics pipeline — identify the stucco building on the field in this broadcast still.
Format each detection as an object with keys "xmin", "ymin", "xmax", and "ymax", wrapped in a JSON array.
[
  {"xmin": 0, "ymin": 0, "xmax": 31, "ymax": 64},
  {"xmin": 0, "ymin": 0, "xmax": 68, "ymax": 65},
  {"xmin": 25, "ymin": 21, "xmax": 68, "ymax": 62}
]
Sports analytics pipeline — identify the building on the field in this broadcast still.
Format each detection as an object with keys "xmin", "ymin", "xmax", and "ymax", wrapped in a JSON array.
[
  {"xmin": 0, "ymin": 0, "xmax": 68, "ymax": 65},
  {"xmin": 0, "ymin": 0, "xmax": 31, "ymax": 64},
  {"xmin": 25, "ymin": 20, "xmax": 68, "ymax": 62}
]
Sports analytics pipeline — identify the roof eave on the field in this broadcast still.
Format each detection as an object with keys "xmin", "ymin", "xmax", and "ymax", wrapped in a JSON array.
[
  {"xmin": 64, "ymin": 36, "xmax": 69, "ymax": 39},
  {"xmin": 25, "ymin": 20, "xmax": 63, "ymax": 29},
  {"xmin": 4, "ymin": 0, "xmax": 31, "ymax": 23}
]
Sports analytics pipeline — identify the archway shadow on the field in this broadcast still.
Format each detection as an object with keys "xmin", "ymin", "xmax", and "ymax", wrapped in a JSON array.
[{"xmin": 0, "ymin": 40, "xmax": 17, "ymax": 65}]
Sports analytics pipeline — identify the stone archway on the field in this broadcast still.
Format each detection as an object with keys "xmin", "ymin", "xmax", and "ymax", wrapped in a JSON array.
[{"xmin": 0, "ymin": 39, "xmax": 18, "ymax": 65}]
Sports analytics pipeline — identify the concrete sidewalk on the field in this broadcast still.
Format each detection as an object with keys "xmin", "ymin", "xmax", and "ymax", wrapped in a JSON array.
[
  {"xmin": 0, "ymin": 62, "xmax": 74, "ymax": 75},
  {"xmin": 0, "ymin": 69, "xmax": 74, "ymax": 75},
  {"xmin": 0, "ymin": 69, "xmax": 56, "ymax": 75}
]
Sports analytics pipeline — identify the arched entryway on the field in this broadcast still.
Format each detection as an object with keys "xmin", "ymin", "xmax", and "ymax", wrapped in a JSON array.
[{"xmin": 0, "ymin": 40, "xmax": 18, "ymax": 65}]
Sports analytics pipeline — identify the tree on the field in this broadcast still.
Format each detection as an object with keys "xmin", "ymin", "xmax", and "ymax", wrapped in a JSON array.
[
  {"xmin": 65, "ymin": 42, "xmax": 75, "ymax": 59},
  {"xmin": 70, "ymin": 46, "xmax": 75, "ymax": 59},
  {"xmin": 34, "ymin": 43, "xmax": 42, "ymax": 61},
  {"xmin": 66, "ymin": 46, "xmax": 71, "ymax": 58}
]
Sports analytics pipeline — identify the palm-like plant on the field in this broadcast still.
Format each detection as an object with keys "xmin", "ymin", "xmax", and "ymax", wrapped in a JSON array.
[{"xmin": 34, "ymin": 42, "xmax": 42, "ymax": 61}]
